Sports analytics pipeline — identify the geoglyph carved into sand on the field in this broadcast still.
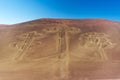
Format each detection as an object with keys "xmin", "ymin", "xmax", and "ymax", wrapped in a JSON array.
[
  {"xmin": 11, "ymin": 31, "xmax": 46, "ymax": 60},
  {"xmin": 10, "ymin": 26, "xmax": 115, "ymax": 80},
  {"xmin": 43, "ymin": 26, "xmax": 81, "ymax": 80},
  {"xmin": 78, "ymin": 32, "xmax": 116, "ymax": 61}
]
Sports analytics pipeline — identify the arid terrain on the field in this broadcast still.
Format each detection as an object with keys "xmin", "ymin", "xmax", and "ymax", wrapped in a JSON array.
[{"xmin": 0, "ymin": 18, "xmax": 120, "ymax": 80}]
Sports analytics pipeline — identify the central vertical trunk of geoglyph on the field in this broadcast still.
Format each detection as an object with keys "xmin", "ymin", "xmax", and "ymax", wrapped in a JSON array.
[
  {"xmin": 56, "ymin": 25, "xmax": 81, "ymax": 80},
  {"xmin": 57, "ymin": 27, "xmax": 70, "ymax": 80}
]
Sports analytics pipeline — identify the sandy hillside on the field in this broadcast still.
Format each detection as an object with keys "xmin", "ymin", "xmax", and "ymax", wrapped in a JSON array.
[{"xmin": 0, "ymin": 18, "xmax": 120, "ymax": 80}]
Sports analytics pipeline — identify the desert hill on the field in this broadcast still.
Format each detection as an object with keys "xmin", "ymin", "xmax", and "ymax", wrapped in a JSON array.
[
  {"xmin": 0, "ymin": 24, "xmax": 8, "ymax": 29},
  {"xmin": 0, "ymin": 18, "xmax": 120, "ymax": 80}
]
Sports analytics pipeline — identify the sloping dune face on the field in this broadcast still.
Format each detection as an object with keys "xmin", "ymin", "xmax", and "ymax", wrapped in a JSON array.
[{"xmin": 0, "ymin": 19, "xmax": 120, "ymax": 80}]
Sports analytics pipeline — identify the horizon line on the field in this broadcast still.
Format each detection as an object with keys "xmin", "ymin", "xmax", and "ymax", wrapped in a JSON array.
[{"xmin": 0, "ymin": 18, "xmax": 119, "ymax": 25}]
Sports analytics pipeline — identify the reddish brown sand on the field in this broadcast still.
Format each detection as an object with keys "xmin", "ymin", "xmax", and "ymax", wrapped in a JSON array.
[{"xmin": 0, "ymin": 19, "xmax": 120, "ymax": 80}]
